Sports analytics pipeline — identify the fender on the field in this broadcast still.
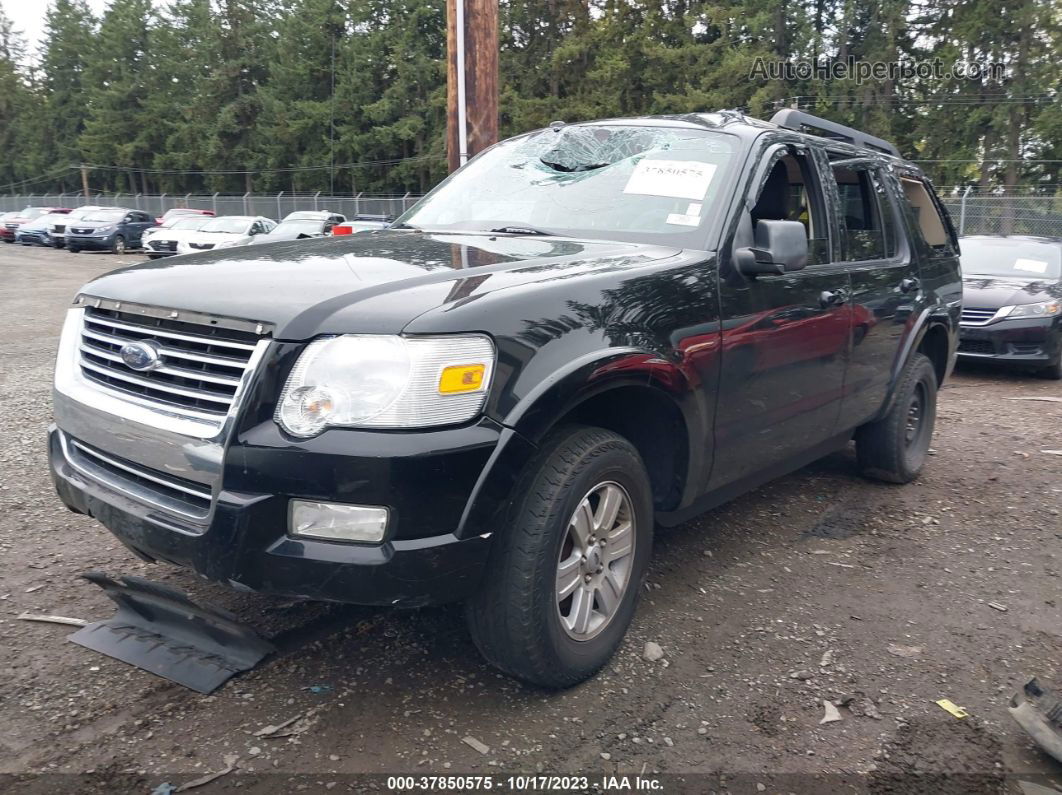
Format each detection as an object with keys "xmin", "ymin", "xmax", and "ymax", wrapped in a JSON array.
[
  {"xmin": 455, "ymin": 348, "xmax": 708, "ymax": 541},
  {"xmin": 875, "ymin": 304, "xmax": 954, "ymax": 421}
]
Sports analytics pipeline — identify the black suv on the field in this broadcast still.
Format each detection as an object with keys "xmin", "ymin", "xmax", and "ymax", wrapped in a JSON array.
[
  {"xmin": 49, "ymin": 111, "xmax": 960, "ymax": 687},
  {"xmin": 957, "ymin": 235, "xmax": 1061, "ymax": 379}
]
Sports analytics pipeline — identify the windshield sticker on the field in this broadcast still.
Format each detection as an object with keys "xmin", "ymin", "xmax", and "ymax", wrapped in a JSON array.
[
  {"xmin": 623, "ymin": 160, "xmax": 717, "ymax": 201},
  {"xmin": 685, "ymin": 202, "xmax": 703, "ymax": 216},
  {"xmin": 665, "ymin": 212, "xmax": 701, "ymax": 227},
  {"xmin": 1013, "ymin": 258, "xmax": 1049, "ymax": 274}
]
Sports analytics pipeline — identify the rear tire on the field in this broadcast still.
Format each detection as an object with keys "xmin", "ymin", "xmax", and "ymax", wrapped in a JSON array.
[
  {"xmin": 466, "ymin": 425, "xmax": 653, "ymax": 689},
  {"xmin": 856, "ymin": 353, "xmax": 938, "ymax": 483}
]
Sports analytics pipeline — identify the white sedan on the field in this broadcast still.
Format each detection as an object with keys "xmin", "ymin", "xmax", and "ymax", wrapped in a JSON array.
[
  {"xmin": 176, "ymin": 216, "xmax": 276, "ymax": 255},
  {"xmin": 142, "ymin": 216, "xmax": 214, "ymax": 258}
]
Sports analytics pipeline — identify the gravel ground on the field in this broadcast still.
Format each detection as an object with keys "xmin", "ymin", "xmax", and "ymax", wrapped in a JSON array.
[{"xmin": 1, "ymin": 243, "xmax": 1060, "ymax": 793}]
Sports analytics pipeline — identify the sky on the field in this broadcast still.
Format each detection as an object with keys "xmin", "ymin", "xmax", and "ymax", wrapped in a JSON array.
[{"xmin": 2, "ymin": 0, "xmax": 109, "ymax": 56}]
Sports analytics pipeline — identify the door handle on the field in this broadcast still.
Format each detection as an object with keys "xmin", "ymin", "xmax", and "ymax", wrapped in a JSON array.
[
  {"xmin": 819, "ymin": 290, "xmax": 847, "ymax": 309},
  {"xmin": 900, "ymin": 277, "xmax": 920, "ymax": 294}
]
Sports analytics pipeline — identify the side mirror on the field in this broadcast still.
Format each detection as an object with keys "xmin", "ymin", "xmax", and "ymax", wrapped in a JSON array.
[{"xmin": 735, "ymin": 219, "xmax": 808, "ymax": 276}]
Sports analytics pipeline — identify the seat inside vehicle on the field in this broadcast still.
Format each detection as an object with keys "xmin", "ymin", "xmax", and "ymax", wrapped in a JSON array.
[{"xmin": 750, "ymin": 154, "xmax": 828, "ymax": 264}]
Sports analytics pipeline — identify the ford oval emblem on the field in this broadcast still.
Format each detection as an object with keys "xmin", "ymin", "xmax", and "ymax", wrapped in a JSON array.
[{"xmin": 119, "ymin": 340, "xmax": 162, "ymax": 372}]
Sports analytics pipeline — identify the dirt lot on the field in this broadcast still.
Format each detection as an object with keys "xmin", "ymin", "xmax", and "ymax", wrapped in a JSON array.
[{"xmin": 0, "ymin": 243, "xmax": 1060, "ymax": 793}]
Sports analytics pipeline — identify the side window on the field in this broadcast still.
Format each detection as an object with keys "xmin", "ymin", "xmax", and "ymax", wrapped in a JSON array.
[
  {"xmin": 829, "ymin": 160, "xmax": 895, "ymax": 261},
  {"xmin": 749, "ymin": 148, "xmax": 829, "ymax": 265},
  {"xmin": 899, "ymin": 177, "xmax": 957, "ymax": 253}
]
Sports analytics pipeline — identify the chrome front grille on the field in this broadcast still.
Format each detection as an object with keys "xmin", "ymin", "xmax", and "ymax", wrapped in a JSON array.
[
  {"xmin": 960, "ymin": 307, "xmax": 998, "ymax": 325},
  {"xmin": 78, "ymin": 305, "xmax": 264, "ymax": 424},
  {"xmin": 64, "ymin": 435, "xmax": 212, "ymax": 520}
]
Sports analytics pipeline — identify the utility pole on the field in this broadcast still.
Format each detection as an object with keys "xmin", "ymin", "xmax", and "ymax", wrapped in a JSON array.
[
  {"xmin": 446, "ymin": 0, "xmax": 498, "ymax": 173},
  {"xmin": 80, "ymin": 164, "xmax": 90, "ymax": 199}
]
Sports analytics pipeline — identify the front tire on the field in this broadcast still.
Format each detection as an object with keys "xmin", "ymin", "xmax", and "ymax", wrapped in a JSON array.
[
  {"xmin": 856, "ymin": 352, "xmax": 938, "ymax": 483},
  {"xmin": 111, "ymin": 235, "xmax": 126, "ymax": 255},
  {"xmin": 466, "ymin": 426, "xmax": 653, "ymax": 688}
]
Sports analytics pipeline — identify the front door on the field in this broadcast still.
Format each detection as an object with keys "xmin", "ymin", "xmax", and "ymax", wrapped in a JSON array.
[{"xmin": 711, "ymin": 143, "xmax": 851, "ymax": 489}]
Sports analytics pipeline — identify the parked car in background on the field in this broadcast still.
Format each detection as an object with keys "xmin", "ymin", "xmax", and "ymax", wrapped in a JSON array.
[
  {"xmin": 247, "ymin": 210, "xmax": 344, "ymax": 244},
  {"xmin": 66, "ymin": 209, "xmax": 156, "ymax": 254},
  {"xmin": 48, "ymin": 206, "xmax": 123, "ymax": 249},
  {"xmin": 175, "ymin": 215, "xmax": 276, "ymax": 254},
  {"xmin": 142, "ymin": 216, "xmax": 213, "ymax": 258},
  {"xmin": 958, "ymin": 235, "xmax": 1062, "ymax": 379},
  {"xmin": 155, "ymin": 207, "xmax": 215, "ymax": 225},
  {"xmin": 15, "ymin": 212, "xmax": 72, "ymax": 246},
  {"xmin": 1, "ymin": 207, "xmax": 71, "ymax": 243},
  {"xmin": 331, "ymin": 214, "xmax": 392, "ymax": 236},
  {"xmin": 49, "ymin": 110, "xmax": 960, "ymax": 688}
]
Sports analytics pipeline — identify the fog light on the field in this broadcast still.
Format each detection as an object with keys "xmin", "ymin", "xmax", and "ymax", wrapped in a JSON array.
[{"xmin": 289, "ymin": 500, "xmax": 389, "ymax": 543}]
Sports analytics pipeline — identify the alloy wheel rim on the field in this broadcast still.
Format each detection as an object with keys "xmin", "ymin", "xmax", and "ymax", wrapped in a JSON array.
[
  {"xmin": 115, "ymin": 238, "xmax": 125, "ymax": 253},
  {"xmin": 555, "ymin": 480, "xmax": 636, "ymax": 641},
  {"xmin": 905, "ymin": 384, "xmax": 925, "ymax": 446}
]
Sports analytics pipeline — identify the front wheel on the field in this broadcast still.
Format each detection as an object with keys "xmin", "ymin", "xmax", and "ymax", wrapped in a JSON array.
[
  {"xmin": 111, "ymin": 235, "xmax": 126, "ymax": 255},
  {"xmin": 466, "ymin": 426, "xmax": 653, "ymax": 688},
  {"xmin": 856, "ymin": 352, "xmax": 938, "ymax": 483}
]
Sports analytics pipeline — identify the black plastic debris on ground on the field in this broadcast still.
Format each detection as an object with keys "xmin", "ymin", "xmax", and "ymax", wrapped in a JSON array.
[
  {"xmin": 68, "ymin": 572, "xmax": 276, "ymax": 694},
  {"xmin": 1010, "ymin": 678, "xmax": 1062, "ymax": 765}
]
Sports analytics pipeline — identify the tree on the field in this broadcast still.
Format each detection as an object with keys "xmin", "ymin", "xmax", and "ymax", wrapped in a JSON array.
[
  {"xmin": 39, "ymin": 0, "xmax": 97, "ymax": 191},
  {"xmin": 78, "ymin": 0, "xmax": 158, "ymax": 192}
]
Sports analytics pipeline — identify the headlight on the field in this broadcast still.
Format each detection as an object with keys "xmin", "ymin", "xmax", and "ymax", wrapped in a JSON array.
[
  {"xmin": 276, "ymin": 334, "xmax": 495, "ymax": 437},
  {"xmin": 96, "ymin": 225, "xmax": 114, "ymax": 234},
  {"xmin": 1002, "ymin": 301, "xmax": 1061, "ymax": 319}
]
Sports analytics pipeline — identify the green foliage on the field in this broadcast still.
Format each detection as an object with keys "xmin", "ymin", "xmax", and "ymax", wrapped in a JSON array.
[{"xmin": 0, "ymin": 0, "xmax": 1058, "ymax": 195}]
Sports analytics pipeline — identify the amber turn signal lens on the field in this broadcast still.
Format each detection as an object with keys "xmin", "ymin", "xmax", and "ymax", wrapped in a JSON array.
[{"xmin": 438, "ymin": 363, "xmax": 486, "ymax": 394}]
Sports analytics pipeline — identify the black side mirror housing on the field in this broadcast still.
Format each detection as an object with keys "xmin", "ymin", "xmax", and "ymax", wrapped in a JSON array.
[{"xmin": 735, "ymin": 219, "xmax": 809, "ymax": 276}]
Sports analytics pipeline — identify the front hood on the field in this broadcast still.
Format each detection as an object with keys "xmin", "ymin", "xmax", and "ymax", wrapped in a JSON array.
[
  {"xmin": 146, "ymin": 228, "xmax": 201, "ymax": 243},
  {"xmin": 67, "ymin": 220, "xmax": 113, "ymax": 231},
  {"xmin": 80, "ymin": 231, "xmax": 681, "ymax": 339},
  {"xmin": 962, "ymin": 275, "xmax": 1061, "ymax": 308},
  {"xmin": 183, "ymin": 231, "xmax": 247, "ymax": 244},
  {"xmin": 249, "ymin": 229, "xmax": 319, "ymax": 244}
]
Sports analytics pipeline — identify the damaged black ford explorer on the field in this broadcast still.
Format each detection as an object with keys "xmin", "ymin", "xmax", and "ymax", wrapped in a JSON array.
[{"xmin": 50, "ymin": 111, "xmax": 961, "ymax": 688}]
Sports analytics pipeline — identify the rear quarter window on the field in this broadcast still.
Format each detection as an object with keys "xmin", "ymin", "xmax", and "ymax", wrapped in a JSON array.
[{"xmin": 899, "ymin": 177, "xmax": 957, "ymax": 254}]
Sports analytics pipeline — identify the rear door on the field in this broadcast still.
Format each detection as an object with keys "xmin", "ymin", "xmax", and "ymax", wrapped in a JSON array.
[
  {"xmin": 822, "ymin": 154, "xmax": 922, "ymax": 428},
  {"xmin": 711, "ymin": 140, "xmax": 851, "ymax": 488}
]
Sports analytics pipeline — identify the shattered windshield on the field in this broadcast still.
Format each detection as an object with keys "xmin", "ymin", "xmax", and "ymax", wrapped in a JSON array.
[{"xmin": 397, "ymin": 124, "xmax": 738, "ymax": 247}]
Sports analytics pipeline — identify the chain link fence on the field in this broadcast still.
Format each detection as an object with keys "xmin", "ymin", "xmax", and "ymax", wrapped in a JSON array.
[
  {"xmin": 942, "ymin": 193, "xmax": 1062, "ymax": 238},
  {"xmin": 0, "ymin": 192, "xmax": 423, "ymax": 219},
  {"xmin": 6, "ymin": 189, "xmax": 1060, "ymax": 239}
]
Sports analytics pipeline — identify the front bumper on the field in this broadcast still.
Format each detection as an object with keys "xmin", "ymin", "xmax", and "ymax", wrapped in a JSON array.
[
  {"xmin": 49, "ymin": 423, "xmax": 505, "ymax": 606},
  {"xmin": 67, "ymin": 234, "xmax": 116, "ymax": 250},
  {"xmin": 16, "ymin": 232, "xmax": 49, "ymax": 245},
  {"xmin": 958, "ymin": 317, "xmax": 1062, "ymax": 366}
]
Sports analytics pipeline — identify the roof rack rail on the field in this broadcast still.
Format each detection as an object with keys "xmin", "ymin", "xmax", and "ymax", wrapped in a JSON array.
[{"xmin": 768, "ymin": 109, "xmax": 900, "ymax": 157}]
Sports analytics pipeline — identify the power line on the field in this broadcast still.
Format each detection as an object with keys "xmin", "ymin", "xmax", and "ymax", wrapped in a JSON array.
[{"xmin": 79, "ymin": 155, "xmax": 443, "ymax": 176}]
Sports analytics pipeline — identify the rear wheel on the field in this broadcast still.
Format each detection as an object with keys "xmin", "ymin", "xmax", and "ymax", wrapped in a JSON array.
[
  {"xmin": 68, "ymin": 246, "xmax": 81, "ymax": 253},
  {"xmin": 111, "ymin": 235, "xmax": 126, "ymax": 255},
  {"xmin": 466, "ymin": 426, "xmax": 653, "ymax": 688},
  {"xmin": 856, "ymin": 353, "xmax": 937, "ymax": 483}
]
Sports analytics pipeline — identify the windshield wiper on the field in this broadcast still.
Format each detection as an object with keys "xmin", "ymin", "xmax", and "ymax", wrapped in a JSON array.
[
  {"xmin": 489, "ymin": 225, "xmax": 555, "ymax": 236},
  {"xmin": 390, "ymin": 222, "xmax": 422, "ymax": 231}
]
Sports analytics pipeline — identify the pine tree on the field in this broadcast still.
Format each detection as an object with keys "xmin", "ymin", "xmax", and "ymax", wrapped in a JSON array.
[
  {"xmin": 78, "ymin": 0, "xmax": 158, "ymax": 192},
  {"xmin": 39, "ymin": 0, "xmax": 97, "ymax": 191}
]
